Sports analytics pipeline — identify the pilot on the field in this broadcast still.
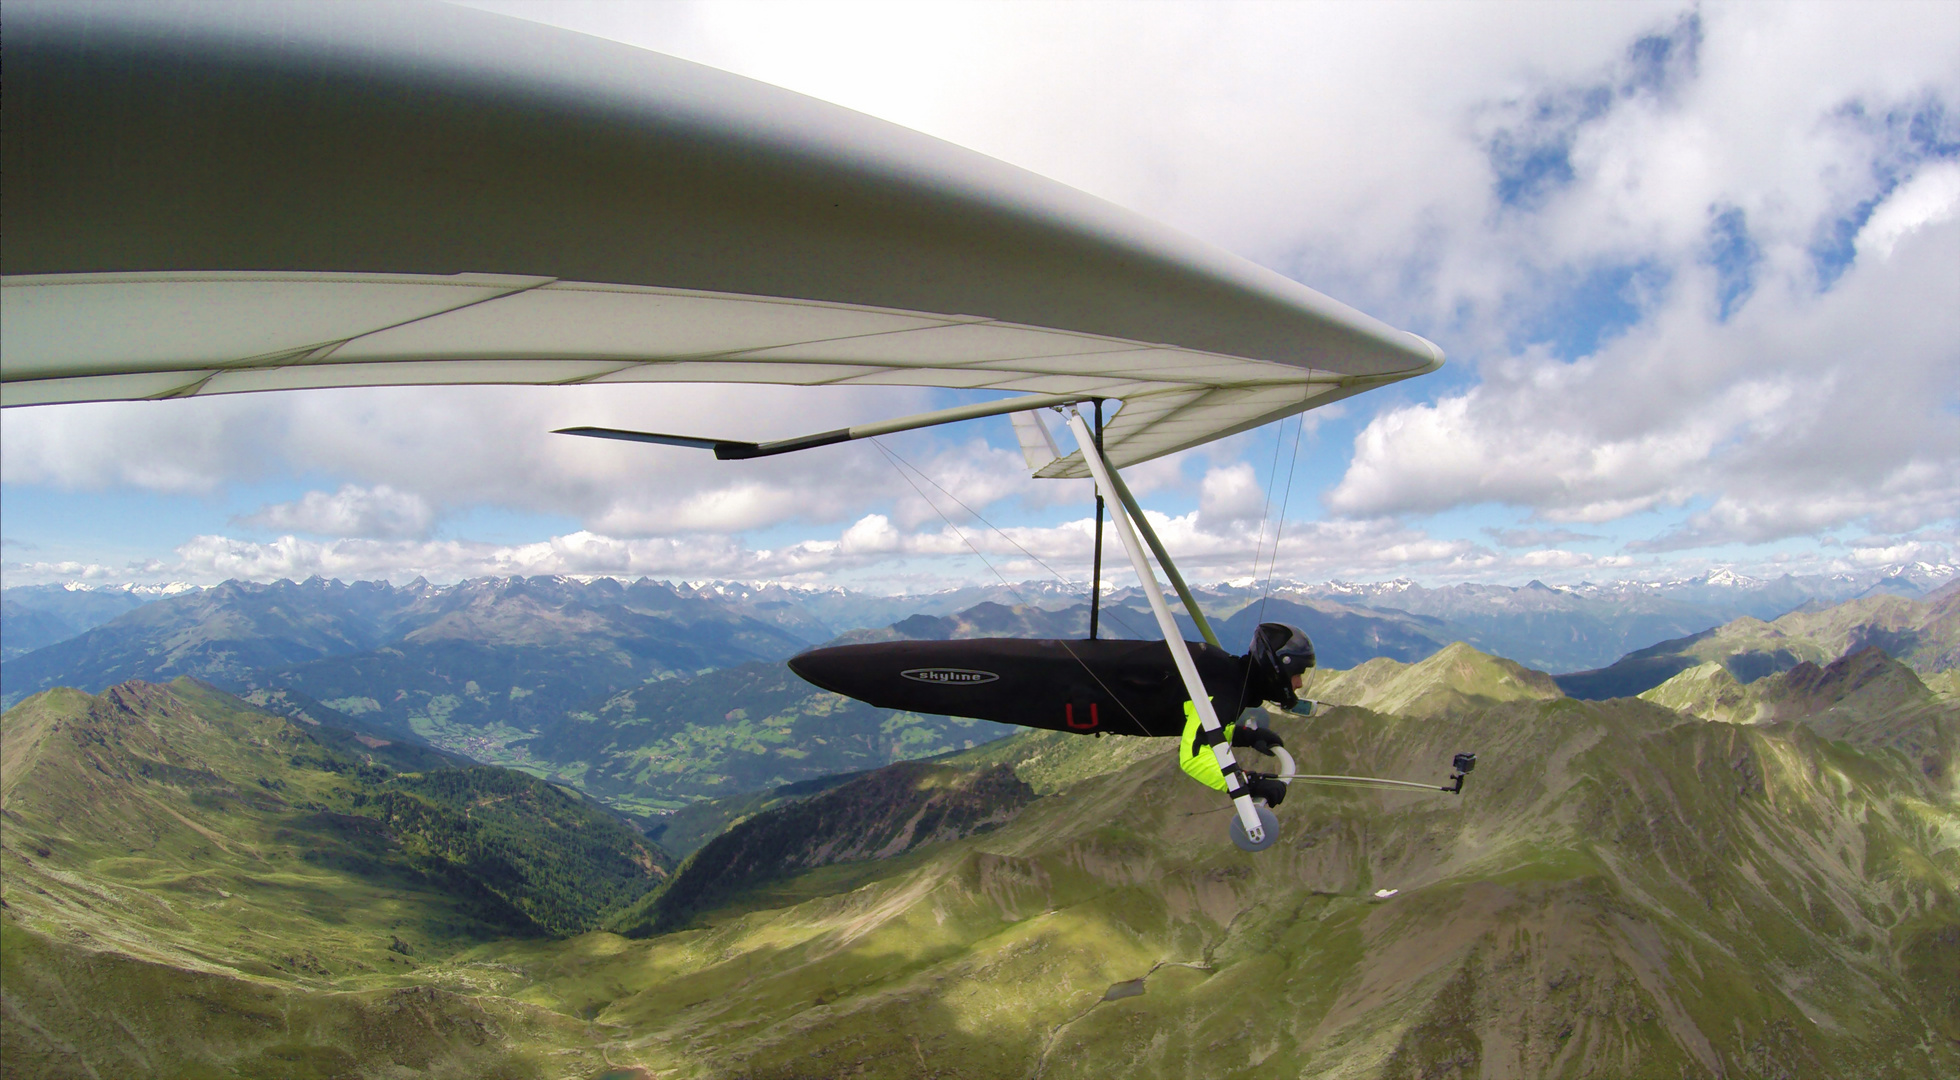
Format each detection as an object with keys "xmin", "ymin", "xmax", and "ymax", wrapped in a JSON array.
[{"xmin": 1179, "ymin": 623, "xmax": 1315, "ymax": 807}]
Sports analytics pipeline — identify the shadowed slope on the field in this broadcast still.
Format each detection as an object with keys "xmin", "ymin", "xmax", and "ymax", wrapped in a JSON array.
[
  {"xmin": 641, "ymin": 726, "xmax": 1166, "ymax": 860},
  {"xmin": 614, "ymin": 761, "xmax": 1036, "ymax": 936}
]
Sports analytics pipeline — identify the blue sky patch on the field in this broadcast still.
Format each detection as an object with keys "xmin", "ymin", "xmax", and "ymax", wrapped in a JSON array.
[
  {"xmin": 1622, "ymin": 13, "xmax": 1702, "ymax": 98},
  {"xmin": 1812, "ymin": 96, "xmax": 1960, "ymax": 289},
  {"xmin": 1517, "ymin": 261, "xmax": 1671, "ymax": 361},
  {"xmin": 1486, "ymin": 85, "xmax": 1611, "ymax": 210},
  {"xmin": 1702, "ymin": 205, "xmax": 1760, "ymax": 321}
]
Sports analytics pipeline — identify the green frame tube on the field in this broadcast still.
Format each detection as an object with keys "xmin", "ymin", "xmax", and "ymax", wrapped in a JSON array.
[{"xmin": 1101, "ymin": 466, "xmax": 1221, "ymax": 649}]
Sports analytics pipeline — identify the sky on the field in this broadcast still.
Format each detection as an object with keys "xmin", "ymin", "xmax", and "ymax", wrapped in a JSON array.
[{"xmin": 3, "ymin": 0, "xmax": 1957, "ymax": 594}]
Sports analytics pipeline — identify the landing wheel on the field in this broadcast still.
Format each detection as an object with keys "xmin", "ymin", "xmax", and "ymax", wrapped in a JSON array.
[{"xmin": 1229, "ymin": 803, "xmax": 1280, "ymax": 852}]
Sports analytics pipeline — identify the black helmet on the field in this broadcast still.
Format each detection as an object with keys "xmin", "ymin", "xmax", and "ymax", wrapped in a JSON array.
[{"xmin": 1249, "ymin": 622, "xmax": 1315, "ymax": 705}]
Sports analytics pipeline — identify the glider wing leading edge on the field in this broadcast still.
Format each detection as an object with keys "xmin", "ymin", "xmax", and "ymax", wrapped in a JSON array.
[{"xmin": 0, "ymin": 0, "xmax": 1441, "ymax": 474}]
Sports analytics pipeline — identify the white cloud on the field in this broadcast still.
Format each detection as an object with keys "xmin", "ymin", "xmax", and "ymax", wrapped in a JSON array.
[
  {"xmin": 1330, "ymin": 205, "xmax": 1960, "ymax": 547},
  {"xmin": 138, "ymin": 516, "xmax": 1472, "ymax": 587},
  {"xmin": 7, "ymin": 2, "xmax": 1959, "ymax": 587},
  {"xmin": 1484, "ymin": 526, "xmax": 1606, "ymax": 549},
  {"xmin": 236, "ymin": 485, "xmax": 435, "ymax": 540},
  {"xmin": 1198, "ymin": 464, "xmax": 1265, "ymax": 526},
  {"xmin": 7, "ymin": 509, "xmax": 1949, "ymax": 590},
  {"xmin": 1, "ymin": 383, "xmax": 959, "ymax": 533},
  {"xmin": 1858, "ymin": 161, "xmax": 1960, "ymax": 260},
  {"xmin": 838, "ymin": 514, "xmax": 901, "ymax": 555}
]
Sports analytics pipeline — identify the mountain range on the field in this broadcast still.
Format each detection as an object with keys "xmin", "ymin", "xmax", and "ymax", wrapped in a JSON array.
[
  {"xmin": 1, "ymin": 576, "xmax": 813, "ymax": 707},
  {"xmin": 5, "ymin": 572, "xmax": 1956, "ymax": 834},
  {"xmin": 1553, "ymin": 583, "xmax": 1960, "ymax": 699},
  {"xmin": 7, "ymin": 559, "xmax": 1950, "ymax": 675},
  {"xmin": 0, "ymin": 581, "xmax": 196, "ymax": 660},
  {"xmin": 5, "ymin": 626, "xmax": 1954, "ymax": 1077}
]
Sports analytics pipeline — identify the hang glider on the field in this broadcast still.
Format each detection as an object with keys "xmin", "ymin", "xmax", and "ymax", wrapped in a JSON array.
[
  {"xmin": 0, "ymin": 0, "xmax": 1461, "ymax": 849},
  {"xmin": 0, "ymin": 0, "xmax": 1440, "ymax": 477}
]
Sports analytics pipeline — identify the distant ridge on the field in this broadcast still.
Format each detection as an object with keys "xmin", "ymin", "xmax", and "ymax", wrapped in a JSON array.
[
  {"xmin": 8, "ymin": 574, "xmax": 1955, "ymax": 837},
  {"xmin": 1642, "ymin": 646, "xmax": 1958, "ymax": 767},
  {"xmin": 8, "ymin": 559, "xmax": 1953, "ymax": 672},
  {"xmin": 831, "ymin": 595, "xmax": 1453, "ymax": 669},
  {"xmin": 1312, "ymin": 641, "xmax": 1563, "ymax": 717},
  {"xmin": 1555, "ymin": 590, "xmax": 1957, "ymax": 700}
]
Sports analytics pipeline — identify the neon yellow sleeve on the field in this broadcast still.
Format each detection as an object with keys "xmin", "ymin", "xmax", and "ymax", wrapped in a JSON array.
[{"xmin": 1177, "ymin": 700, "xmax": 1235, "ymax": 792}]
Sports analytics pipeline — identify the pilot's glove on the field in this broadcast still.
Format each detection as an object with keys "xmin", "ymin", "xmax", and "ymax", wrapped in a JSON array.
[
  {"xmin": 1246, "ymin": 775, "xmax": 1288, "ymax": 808},
  {"xmin": 1232, "ymin": 725, "xmax": 1286, "ymax": 756}
]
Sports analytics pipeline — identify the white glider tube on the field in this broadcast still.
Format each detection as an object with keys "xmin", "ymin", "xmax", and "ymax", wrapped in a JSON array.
[{"xmin": 1064, "ymin": 408, "xmax": 1268, "ymax": 845}]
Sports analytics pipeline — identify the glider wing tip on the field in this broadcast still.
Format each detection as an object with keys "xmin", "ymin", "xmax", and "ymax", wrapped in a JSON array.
[{"xmin": 1404, "ymin": 332, "xmax": 1446, "ymax": 372}]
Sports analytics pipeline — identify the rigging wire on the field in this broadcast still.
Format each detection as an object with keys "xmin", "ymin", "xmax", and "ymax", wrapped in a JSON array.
[
  {"xmin": 1234, "ymin": 408, "xmax": 1307, "ymax": 711},
  {"xmin": 869, "ymin": 437, "xmax": 1151, "ymax": 641},
  {"xmin": 1259, "ymin": 409, "xmax": 1314, "ymax": 703},
  {"xmin": 868, "ymin": 438, "xmax": 1155, "ymax": 736},
  {"xmin": 1255, "ymin": 410, "xmax": 1309, "ymax": 629}
]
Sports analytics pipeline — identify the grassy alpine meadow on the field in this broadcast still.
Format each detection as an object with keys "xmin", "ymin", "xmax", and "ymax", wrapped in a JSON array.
[{"xmin": 4, "ymin": 643, "xmax": 1955, "ymax": 1077}]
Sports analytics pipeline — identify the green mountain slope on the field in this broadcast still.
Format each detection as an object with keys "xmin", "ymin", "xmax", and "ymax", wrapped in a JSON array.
[
  {"xmin": 1556, "ymin": 589, "xmax": 1958, "ymax": 699},
  {"xmin": 1310, "ymin": 641, "xmax": 1564, "ymax": 717},
  {"xmin": 0, "ymin": 679, "xmax": 683, "ymax": 1077},
  {"xmin": 7, "ymin": 591, "xmax": 1960, "ymax": 1078},
  {"xmin": 1641, "ymin": 645, "xmax": 1935, "ymax": 723},
  {"xmin": 616, "ymin": 761, "xmax": 1036, "ymax": 935},
  {"xmin": 434, "ymin": 693, "xmax": 1956, "ymax": 1078},
  {"xmin": 1643, "ymin": 646, "xmax": 1959, "ymax": 770},
  {"xmin": 1926, "ymin": 668, "xmax": 1960, "ymax": 700},
  {"xmin": 7, "ymin": 665, "xmax": 1957, "ymax": 1076},
  {"xmin": 0, "ymin": 929, "xmax": 601, "ymax": 1080},
  {"xmin": 1, "ymin": 680, "xmax": 667, "ymax": 965}
]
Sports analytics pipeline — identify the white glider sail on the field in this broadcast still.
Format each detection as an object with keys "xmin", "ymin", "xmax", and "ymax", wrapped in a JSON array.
[{"xmin": 0, "ymin": 0, "xmax": 1441, "ymax": 475}]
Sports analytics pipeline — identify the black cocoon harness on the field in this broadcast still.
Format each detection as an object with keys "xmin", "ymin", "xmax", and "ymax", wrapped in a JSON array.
[{"xmin": 788, "ymin": 637, "xmax": 1262, "ymax": 738}]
